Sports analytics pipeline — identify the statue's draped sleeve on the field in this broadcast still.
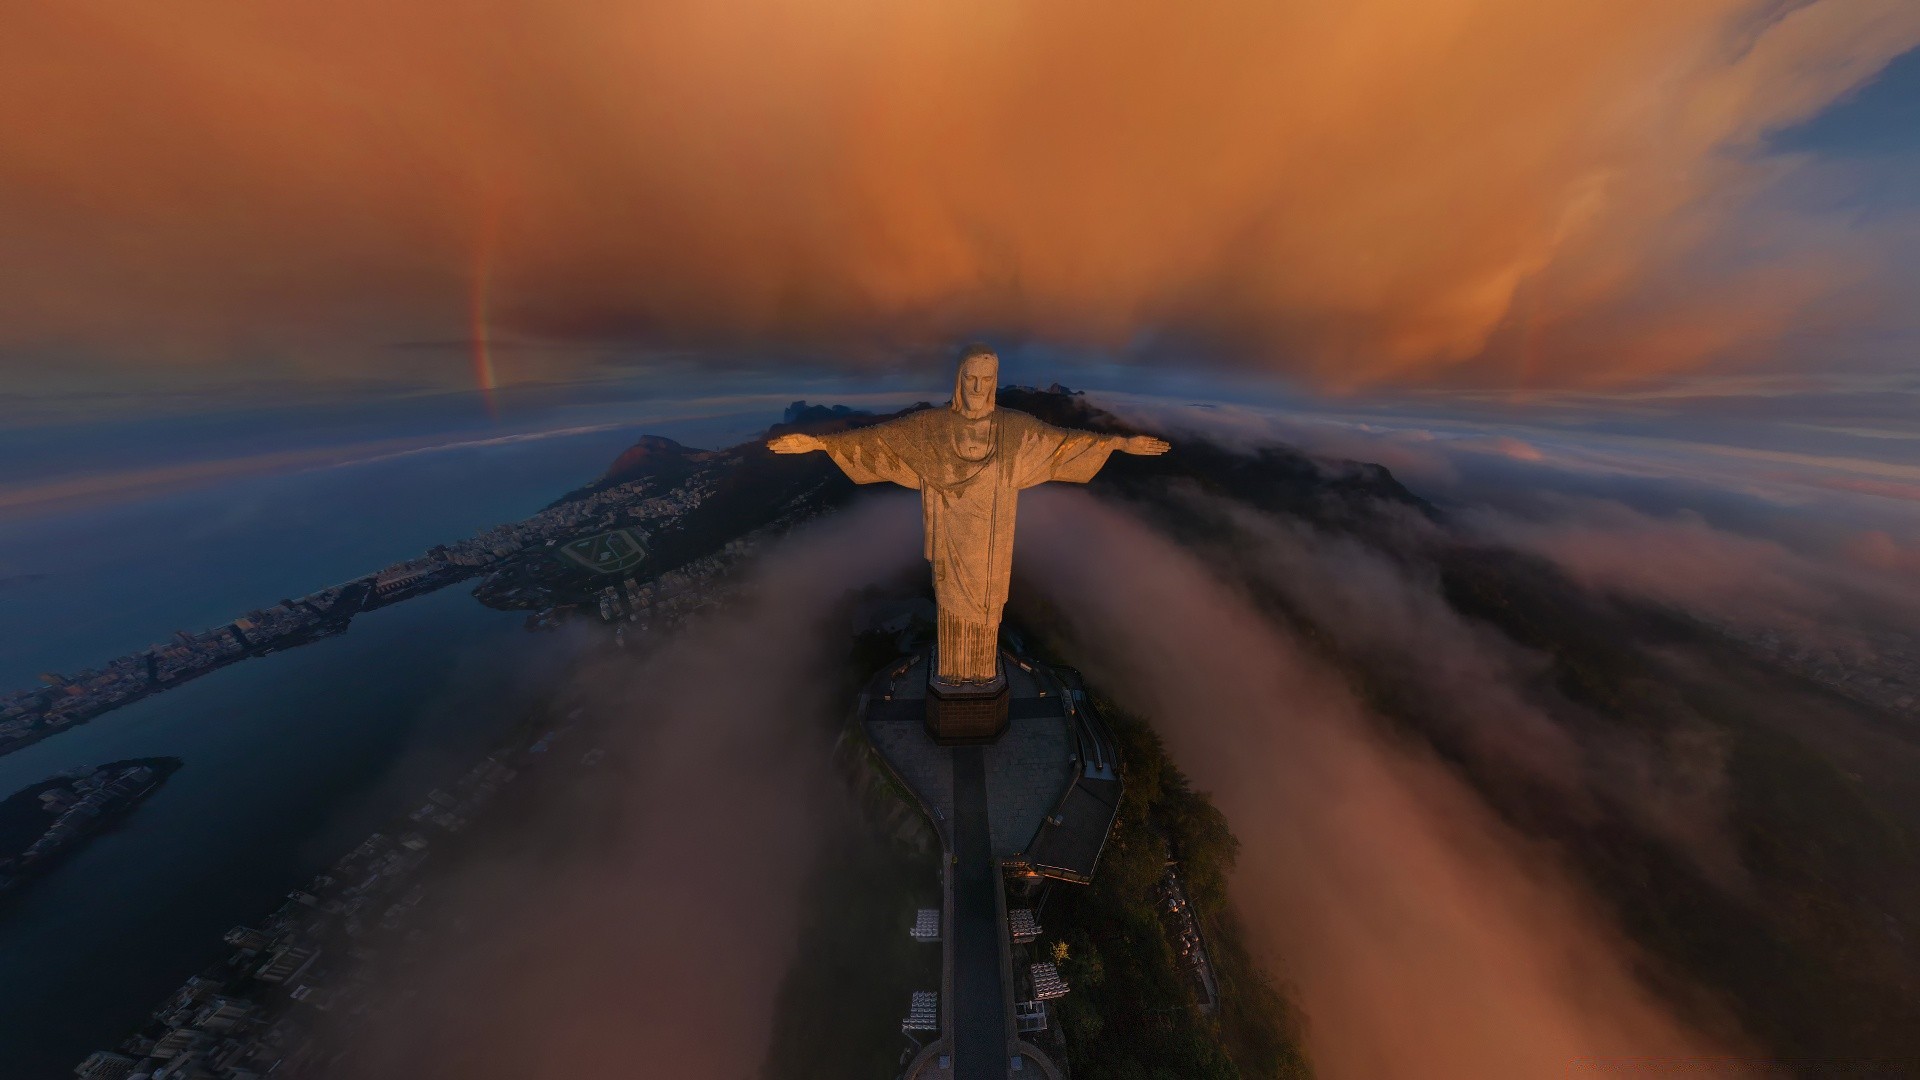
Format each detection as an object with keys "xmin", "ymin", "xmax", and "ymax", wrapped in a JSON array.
[
  {"xmin": 1003, "ymin": 411, "xmax": 1118, "ymax": 489},
  {"xmin": 815, "ymin": 413, "xmax": 934, "ymax": 490},
  {"xmin": 816, "ymin": 411, "xmax": 957, "ymax": 565}
]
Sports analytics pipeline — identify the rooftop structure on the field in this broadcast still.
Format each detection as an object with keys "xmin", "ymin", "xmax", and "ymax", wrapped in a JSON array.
[
  {"xmin": 73, "ymin": 1051, "xmax": 138, "ymax": 1080},
  {"xmin": 903, "ymin": 990, "xmax": 940, "ymax": 1033},
  {"xmin": 912, "ymin": 908, "xmax": 941, "ymax": 942},
  {"xmin": 1007, "ymin": 909, "xmax": 1040, "ymax": 945},
  {"xmin": 1029, "ymin": 964, "xmax": 1069, "ymax": 1001}
]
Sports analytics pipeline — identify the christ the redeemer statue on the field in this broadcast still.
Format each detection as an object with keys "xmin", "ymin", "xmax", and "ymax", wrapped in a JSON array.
[{"xmin": 768, "ymin": 345, "xmax": 1169, "ymax": 694}]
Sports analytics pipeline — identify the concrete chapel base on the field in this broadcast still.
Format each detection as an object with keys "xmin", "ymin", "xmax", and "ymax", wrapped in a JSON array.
[{"xmin": 926, "ymin": 656, "xmax": 1011, "ymax": 744}]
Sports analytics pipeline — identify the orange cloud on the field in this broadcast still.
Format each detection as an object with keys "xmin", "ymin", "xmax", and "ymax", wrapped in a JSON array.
[{"xmin": 2, "ymin": 0, "xmax": 1916, "ymax": 386}]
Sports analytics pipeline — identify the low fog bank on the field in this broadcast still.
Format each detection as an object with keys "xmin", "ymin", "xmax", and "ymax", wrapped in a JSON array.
[
  {"xmin": 1188, "ymin": 493, "xmax": 1748, "ymax": 888},
  {"xmin": 1017, "ymin": 390, "xmax": 1920, "ymax": 1069},
  {"xmin": 1017, "ymin": 488, "xmax": 1738, "ymax": 1079},
  {"xmin": 1102, "ymin": 392, "xmax": 1920, "ymax": 653},
  {"xmin": 329, "ymin": 495, "xmax": 920, "ymax": 1078},
  {"xmin": 1458, "ymin": 496, "xmax": 1920, "ymax": 655}
]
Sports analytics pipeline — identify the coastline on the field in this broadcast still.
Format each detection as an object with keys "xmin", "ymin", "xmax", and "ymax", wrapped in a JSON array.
[
  {"xmin": 0, "ymin": 570, "xmax": 474, "ymax": 760},
  {"xmin": 0, "ymin": 416, "xmax": 828, "ymax": 761},
  {"xmin": 0, "ymin": 453, "xmax": 685, "ymax": 760},
  {"xmin": 0, "ymin": 583, "xmax": 571, "ymax": 1076}
]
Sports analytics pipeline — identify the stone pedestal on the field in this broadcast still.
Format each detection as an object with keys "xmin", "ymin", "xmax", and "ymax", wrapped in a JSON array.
[{"xmin": 926, "ymin": 659, "xmax": 1010, "ymax": 745}]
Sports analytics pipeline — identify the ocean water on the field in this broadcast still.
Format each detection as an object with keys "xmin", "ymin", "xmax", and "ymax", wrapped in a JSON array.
[
  {"xmin": 0, "ymin": 376, "xmax": 939, "ymax": 1074},
  {"xmin": 0, "ymin": 422, "xmax": 656, "ymax": 1075},
  {"xmin": 0, "ymin": 423, "xmax": 651, "ymax": 687},
  {"xmin": 0, "ymin": 586, "xmax": 588, "ymax": 1075}
]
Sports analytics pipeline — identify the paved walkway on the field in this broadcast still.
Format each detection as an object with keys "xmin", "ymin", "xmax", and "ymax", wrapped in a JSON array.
[
  {"xmin": 951, "ymin": 746, "xmax": 1008, "ymax": 1079},
  {"xmin": 980, "ymin": 697, "xmax": 1073, "ymax": 858},
  {"xmin": 868, "ymin": 654, "xmax": 1077, "ymax": 1080},
  {"xmin": 866, "ymin": 657, "xmax": 1073, "ymax": 863}
]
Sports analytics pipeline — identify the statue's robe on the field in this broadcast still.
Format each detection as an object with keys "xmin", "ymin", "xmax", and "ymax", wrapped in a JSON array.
[{"xmin": 817, "ymin": 407, "xmax": 1117, "ymax": 683}]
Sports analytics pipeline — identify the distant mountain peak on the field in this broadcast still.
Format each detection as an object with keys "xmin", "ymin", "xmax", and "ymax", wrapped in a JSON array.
[
  {"xmin": 782, "ymin": 401, "xmax": 868, "ymax": 425},
  {"xmin": 767, "ymin": 400, "xmax": 931, "ymax": 441},
  {"xmin": 601, "ymin": 435, "xmax": 700, "ymax": 485},
  {"xmin": 1004, "ymin": 382, "xmax": 1083, "ymax": 396}
]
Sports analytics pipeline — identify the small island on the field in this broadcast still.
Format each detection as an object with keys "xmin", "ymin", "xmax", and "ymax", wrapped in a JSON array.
[{"xmin": 0, "ymin": 757, "xmax": 183, "ymax": 894}]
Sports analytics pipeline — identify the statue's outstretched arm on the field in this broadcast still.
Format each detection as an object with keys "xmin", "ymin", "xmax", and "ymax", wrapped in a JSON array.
[
  {"xmin": 1012, "ymin": 418, "xmax": 1171, "ymax": 488},
  {"xmin": 1115, "ymin": 433, "xmax": 1171, "ymax": 456},
  {"xmin": 767, "ymin": 432, "xmax": 825, "ymax": 454},
  {"xmin": 769, "ymin": 418, "xmax": 926, "ymax": 489},
  {"xmin": 1031, "ymin": 419, "xmax": 1170, "ymax": 458}
]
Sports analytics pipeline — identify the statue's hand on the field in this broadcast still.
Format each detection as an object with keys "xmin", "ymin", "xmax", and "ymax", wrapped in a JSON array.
[
  {"xmin": 767, "ymin": 432, "xmax": 827, "ymax": 455},
  {"xmin": 1121, "ymin": 434, "xmax": 1171, "ymax": 456}
]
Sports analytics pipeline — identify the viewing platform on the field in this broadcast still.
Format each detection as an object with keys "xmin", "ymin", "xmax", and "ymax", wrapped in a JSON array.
[{"xmin": 860, "ymin": 651, "xmax": 1122, "ymax": 1080}]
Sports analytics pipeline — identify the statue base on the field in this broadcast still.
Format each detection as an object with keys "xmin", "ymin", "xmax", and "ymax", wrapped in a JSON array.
[{"xmin": 925, "ymin": 664, "xmax": 1009, "ymax": 745}]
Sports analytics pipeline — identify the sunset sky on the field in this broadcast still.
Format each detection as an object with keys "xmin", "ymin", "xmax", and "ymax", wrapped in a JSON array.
[
  {"xmin": 2, "ymin": 2, "xmax": 1918, "ymax": 546},
  {"xmin": 4, "ymin": 0, "xmax": 1917, "ymax": 402},
  {"xmin": 0, "ymin": 0, "xmax": 1915, "ymax": 596}
]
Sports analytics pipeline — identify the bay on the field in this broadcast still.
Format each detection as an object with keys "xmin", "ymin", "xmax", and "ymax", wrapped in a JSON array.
[{"xmin": 0, "ymin": 570, "xmax": 578, "ymax": 1077}]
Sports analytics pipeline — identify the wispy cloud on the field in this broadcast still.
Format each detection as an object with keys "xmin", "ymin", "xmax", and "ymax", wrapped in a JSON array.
[{"xmin": 0, "ymin": 422, "xmax": 634, "ymax": 517}]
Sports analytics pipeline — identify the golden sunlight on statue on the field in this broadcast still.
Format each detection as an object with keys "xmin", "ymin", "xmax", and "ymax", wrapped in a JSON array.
[{"xmin": 769, "ymin": 345, "xmax": 1169, "ymax": 691}]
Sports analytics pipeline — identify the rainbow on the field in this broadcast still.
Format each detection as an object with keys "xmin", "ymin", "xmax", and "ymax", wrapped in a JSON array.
[{"xmin": 468, "ymin": 204, "xmax": 501, "ymax": 419}]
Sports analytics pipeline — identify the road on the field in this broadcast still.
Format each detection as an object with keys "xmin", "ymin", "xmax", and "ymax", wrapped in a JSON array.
[{"xmin": 951, "ymin": 745, "xmax": 1008, "ymax": 1080}]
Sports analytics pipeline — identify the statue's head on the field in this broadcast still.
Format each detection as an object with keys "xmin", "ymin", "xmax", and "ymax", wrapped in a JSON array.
[{"xmin": 953, "ymin": 344, "xmax": 998, "ymax": 420}]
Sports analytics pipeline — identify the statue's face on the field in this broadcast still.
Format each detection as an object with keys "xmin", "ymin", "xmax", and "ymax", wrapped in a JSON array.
[{"xmin": 957, "ymin": 355, "xmax": 996, "ymax": 419}]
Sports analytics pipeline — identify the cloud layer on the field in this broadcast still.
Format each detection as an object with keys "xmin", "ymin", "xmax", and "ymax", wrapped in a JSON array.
[
  {"xmin": 1095, "ymin": 391, "xmax": 1920, "ymax": 646},
  {"xmin": 4, "ymin": 1, "xmax": 1917, "ymax": 385},
  {"xmin": 332, "ymin": 496, "xmax": 921, "ymax": 1077},
  {"xmin": 1017, "ymin": 488, "xmax": 1739, "ymax": 1078}
]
